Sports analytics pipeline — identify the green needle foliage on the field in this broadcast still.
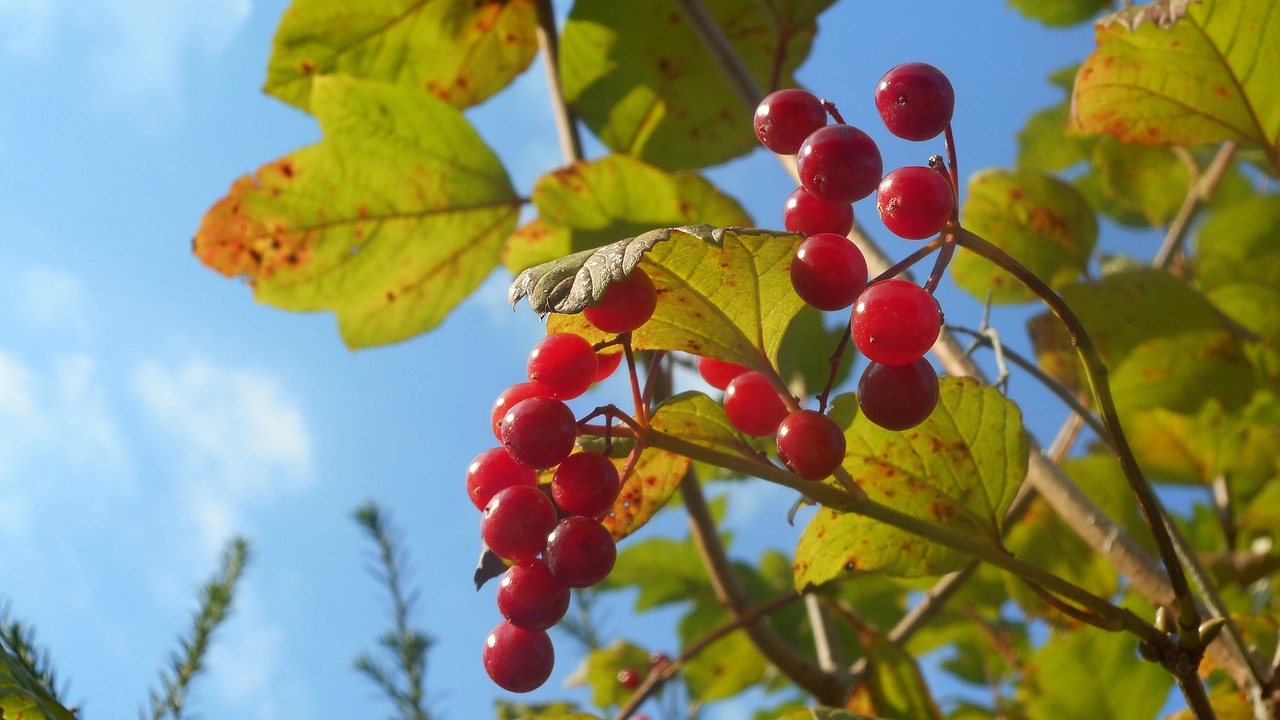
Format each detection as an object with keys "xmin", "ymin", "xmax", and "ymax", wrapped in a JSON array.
[{"xmin": 0, "ymin": 602, "xmax": 70, "ymax": 709}]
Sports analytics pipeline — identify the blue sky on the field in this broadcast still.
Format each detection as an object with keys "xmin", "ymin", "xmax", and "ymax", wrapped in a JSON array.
[{"xmin": 0, "ymin": 2, "xmax": 1117, "ymax": 719}]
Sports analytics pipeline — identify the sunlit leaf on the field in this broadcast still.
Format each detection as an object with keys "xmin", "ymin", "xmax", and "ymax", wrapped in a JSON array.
[
  {"xmin": 601, "ymin": 535, "xmax": 714, "ymax": 609},
  {"xmin": 778, "ymin": 709, "xmax": 883, "ymax": 720},
  {"xmin": 847, "ymin": 628, "xmax": 944, "ymax": 720},
  {"xmin": 602, "ymin": 437, "xmax": 690, "ymax": 543},
  {"xmin": 264, "ymin": 0, "xmax": 538, "ymax": 111},
  {"xmin": 1017, "ymin": 66, "xmax": 1096, "ymax": 172},
  {"xmin": 794, "ymin": 378, "xmax": 1028, "ymax": 584},
  {"xmin": 0, "ymin": 645, "xmax": 75, "ymax": 720},
  {"xmin": 1072, "ymin": 0, "xmax": 1280, "ymax": 173},
  {"xmin": 1088, "ymin": 136, "xmax": 1191, "ymax": 226},
  {"xmin": 777, "ymin": 305, "xmax": 854, "ymax": 399},
  {"xmin": 1166, "ymin": 688, "xmax": 1256, "ymax": 720},
  {"xmin": 1010, "ymin": 0, "xmax": 1111, "ymax": 27},
  {"xmin": 1020, "ymin": 627, "xmax": 1172, "ymax": 720},
  {"xmin": 1197, "ymin": 194, "xmax": 1280, "ymax": 338},
  {"xmin": 678, "ymin": 604, "xmax": 767, "ymax": 703},
  {"xmin": 495, "ymin": 706, "xmax": 596, "ymax": 720},
  {"xmin": 950, "ymin": 168, "xmax": 1097, "ymax": 304},
  {"xmin": 195, "ymin": 76, "xmax": 520, "ymax": 348},
  {"xmin": 569, "ymin": 640, "xmax": 651, "ymax": 710}
]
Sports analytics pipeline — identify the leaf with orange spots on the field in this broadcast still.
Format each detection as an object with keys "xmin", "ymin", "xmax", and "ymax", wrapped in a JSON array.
[
  {"xmin": 194, "ymin": 75, "xmax": 520, "ymax": 348},
  {"xmin": 263, "ymin": 0, "xmax": 538, "ymax": 112},
  {"xmin": 950, "ymin": 168, "xmax": 1098, "ymax": 305},
  {"xmin": 559, "ymin": 0, "xmax": 837, "ymax": 171},
  {"xmin": 794, "ymin": 378, "xmax": 1028, "ymax": 584},
  {"xmin": 1072, "ymin": 0, "xmax": 1280, "ymax": 173}
]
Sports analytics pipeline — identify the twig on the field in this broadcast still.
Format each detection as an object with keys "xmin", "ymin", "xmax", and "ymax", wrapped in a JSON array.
[
  {"xmin": 534, "ymin": 0, "xmax": 583, "ymax": 164},
  {"xmin": 671, "ymin": 0, "xmax": 763, "ymax": 113},
  {"xmin": 1153, "ymin": 142, "xmax": 1237, "ymax": 269}
]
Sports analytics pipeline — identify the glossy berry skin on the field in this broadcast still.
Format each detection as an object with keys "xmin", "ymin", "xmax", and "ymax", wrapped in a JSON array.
[
  {"xmin": 481, "ymin": 485, "xmax": 559, "ymax": 562},
  {"xmin": 776, "ymin": 410, "xmax": 846, "ymax": 480},
  {"xmin": 875, "ymin": 62, "xmax": 955, "ymax": 141},
  {"xmin": 584, "ymin": 269, "xmax": 658, "ymax": 334},
  {"xmin": 617, "ymin": 667, "xmax": 641, "ymax": 690},
  {"xmin": 527, "ymin": 332, "xmax": 598, "ymax": 400},
  {"xmin": 876, "ymin": 167, "xmax": 955, "ymax": 240},
  {"xmin": 723, "ymin": 371, "xmax": 789, "ymax": 437},
  {"xmin": 796, "ymin": 124, "xmax": 883, "ymax": 205},
  {"xmin": 783, "ymin": 186, "xmax": 854, "ymax": 238},
  {"xmin": 851, "ymin": 280, "xmax": 943, "ymax": 366},
  {"xmin": 491, "ymin": 382, "xmax": 546, "ymax": 442},
  {"xmin": 483, "ymin": 620, "xmax": 554, "ymax": 693},
  {"xmin": 496, "ymin": 559, "xmax": 571, "ymax": 631},
  {"xmin": 754, "ymin": 88, "xmax": 827, "ymax": 155},
  {"xmin": 696, "ymin": 356, "xmax": 750, "ymax": 390},
  {"xmin": 593, "ymin": 350, "xmax": 623, "ymax": 382},
  {"xmin": 551, "ymin": 451, "xmax": 620, "ymax": 517},
  {"xmin": 857, "ymin": 359, "xmax": 940, "ymax": 431},
  {"xmin": 544, "ymin": 516, "xmax": 617, "ymax": 588},
  {"xmin": 790, "ymin": 232, "xmax": 869, "ymax": 311},
  {"xmin": 502, "ymin": 396, "xmax": 578, "ymax": 469},
  {"xmin": 466, "ymin": 447, "xmax": 538, "ymax": 511}
]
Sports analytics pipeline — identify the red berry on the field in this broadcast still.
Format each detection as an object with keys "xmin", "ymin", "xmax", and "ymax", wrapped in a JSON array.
[
  {"xmin": 754, "ymin": 88, "xmax": 827, "ymax": 155},
  {"xmin": 723, "ymin": 371, "xmax": 789, "ymax": 437},
  {"xmin": 584, "ymin": 269, "xmax": 657, "ymax": 334},
  {"xmin": 857, "ymin": 359, "xmax": 940, "ymax": 431},
  {"xmin": 594, "ymin": 350, "xmax": 623, "ymax": 382},
  {"xmin": 496, "ymin": 559, "xmax": 571, "ymax": 631},
  {"xmin": 876, "ymin": 166, "xmax": 955, "ymax": 240},
  {"xmin": 776, "ymin": 410, "xmax": 847, "ymax": 480},
  {"xmin": 851, "ymin": 280, "xmax": 943, "ymax": 366},
  {"xmin": 875, "ymin": 62, "xmax": 955, "ymax": 141},
  {"xmin": 491, "ymin": 382, "xmax": 546, "ymax": 442},
  {"xmin": 483, "ymin": 621, "xmax": 554, "ymax": 693},
  {"xmin": 502, "ymin": 396, "xmax": 578, "ymax": 469},
  {"xmin": 481, "ymin": 485, "xmax": 559, "ymax": 563},
  {"xmin": 783, "ymin": 186, "xmax": 854, "ymax": 238},
  {"xmin": 544, "ymin": 516, "xmax": 617, "ymax": 588},
  {"xmin": 528, "ymin": 332, "xmax": 598, "ymax": 400},
  {"xmin": 796, "ymin": 124, "xmax": 883, "ymax": 205},
  {"xmin": 696, "ymin": 356, "xmax": 750, "ymax": 390},
  {"xmin": 466, "ymin": 447, "xmax": 538, "ymax": 511},
  {"xmin": 551, "ymin": 451, "xmax": 620, "ymax": 518},
  {"xmin": 617, "ymin": 667, "xmax": 641, "ymax": 690},
  {"xmin": 789, "ymin": 233, "xmax": 869, "ymax": 311}
]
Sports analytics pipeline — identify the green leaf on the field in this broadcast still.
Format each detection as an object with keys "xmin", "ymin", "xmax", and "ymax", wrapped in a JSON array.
[
  {"xmin": 778, "ymin": 708, "xmax": 885, "ymax": 720},
  {"xmin": 494, "ymin": 704, "xmax": 595, "ymax": 720},
  {"xmin": 1197, "ymin": 194, "xmax": 1280, "ymax": 337},
  {"xmin": 601, "ymin": 536, "xmax": 714, "ymax": 609},
  {"xmin": 1009, "ymin": 0, "xmax": 1111, "ymax": 27},
  {"xmin": 559, "ymin": 0, "xmax": 835, "ymax": 171},
  {"xmin": 195, "ymin": 76, "xmax": 520, "ymax": 348},
  {"xmin": 0, "ymin": 645, "xmax": 76, "ymax": 720},
  {"xmin": 568, "ymin": 640, "xmax": 651, "ymax": 710},
  {"xmin": 264, "ymin": 0, "xmax": 538, "ymax": 111},
  {"xmin": 777, "ymin": 305, "xmax": 854, "ymax": 399},
  {"xmin": 504, "ymin": 155, "xmax": 752, "ymax": 273},
  {"xmin": 847, "ymin": 628, "xmax": 944, "ymax": 720},
  {"xmin": 1088, "ymin": 136, "xmax": 1191, "ymax": 226},
  {"xmin": 1072, "ymin": 0, "xmax": 1280, "ymax": 172},
  {"xmin": 950, "ymin": 168, "xmax": 1098, "ymax": 304},
  {"xmin": 1021, "ymin": 627, "xmax": 1172, "ymax": 720},
  {"xmin": 794, "ymin": 378, "xmax": 1028, "ymax": 584},
  {"xmin": 678, "ymin": 605, "xmax": 767, "ymax": 703}
]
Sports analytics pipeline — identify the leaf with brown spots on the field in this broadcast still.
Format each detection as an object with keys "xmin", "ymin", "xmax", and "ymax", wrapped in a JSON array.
[
  {"xmin": 1072, "ymin": 0, "xmax": 1280, "ymax": 173},
  {"xmin": 794, "ymin": 378, "xmax": 1028, "ymax": 584},
  {"xmin": 194, "ymin": 76, "xmax": 520, "ymax": 348},
  {"xmin": 264, "ymin": 0, "xmax": 538, "ymax": 112}
]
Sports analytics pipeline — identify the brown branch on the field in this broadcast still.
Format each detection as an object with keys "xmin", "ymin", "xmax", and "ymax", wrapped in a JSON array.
[{"xmin": 534, "ymin": 0, "xmax": 583, "ymax": 163}]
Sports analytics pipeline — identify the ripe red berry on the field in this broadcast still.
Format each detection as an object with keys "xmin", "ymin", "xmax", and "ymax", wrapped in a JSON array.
[
  {"xmin": 544, "ymin": 516, "xmax": 617, "ymax": 588},
  {"xmin": 594, "ymin": 350, "xmax": 623, "ymax": 382},
  {"xmin": 466, "ymin": 447, "xmax": 538, "ymax": 511},
  {"xmin": 723, "ymin": 371, "xmax": 789, "ymax": 437},
  {"xmin": 783, "ymin": 186, "xmax": 854, "ymax": 238},
  {"xmin": 502, "ymin": 396, "xmax": 578, "ymax": 469},
  {"xmin": 851, "ymin": 280, "xmax": 943, "ymax": 366},
  {"xmin": 528, "ymin": 332, "xmax": 598, "ymax": 400},
  {"xmin": 696, "ymin": 355, "xmax": 750, "ymax": 390},
  {"xmin": 796, "ymin": 124, "xmax": 883, "ymax": 205},
  {"xmin": 754, "ymin": 88, "xmax": 827, "ymax": 155},
  {"xmin": 617, "ymin": 667, "xmax": 641, "ymax": 690},
  {"xmin": 496, "ymin": 559, "xmax": 571, "ymax": 631},
  {"xmin": 875, "ymin": 62, "xmax": 955, "ymax": 141},
  {"xmin": 876, "ymin": 166, "xmax": 955, "ymax": 240},
  {"xmin": 857, "ymin": 359, "xmax": 940, "ymax": 431},
  {"xmin": 491, "ymin": 382, "xmax": 546, "ymax": 442},
  {"xmin": 584, "ymin": 269, "xmax": 658, "ymax": 334},
  {"xmin": 776, "ymin": 410, "xmax": 847, "ymax": 480},
  {"xmin": 483, "ymin": 620, "xmax": 555, "ymax": 693},
  {"xmin": 481, "ymin": 485, "xmax": 559, "ymax": 562},
  {"xmin": 551, "ymin": 451, "xmax": 620, "ymax": 517},
  {"xmin": 790, "ymin": 232, "xmax": 869, "ymax": 311}
]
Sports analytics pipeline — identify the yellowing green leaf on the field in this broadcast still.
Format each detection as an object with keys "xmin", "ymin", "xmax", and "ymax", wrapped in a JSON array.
[
  {"xmin": 848, "ymin": 628, "xmax": 944, "ymax": 720},
  {"xmin": 1010, "ymin": 0, "xmax": 1111, "ymax": 27},
  {"xmin": 679, "ymin": 605, "xmax": 767, "ymax": 702},
  {"xmin": 264, "ymin": 0, "xmax": 538, "ymax": 111},
  {"xmin": 0, "ymin": 645, "xmax": 76, "ymax": 720},
  {"xmin": 570, "ymin": 641, "xmax": 651, "ymax": 710},
  {"xmin": 1198, "ymin": 195, "xmax": 1280, "ymax": 337},
  {"xmin": 1021, "ymin": 627, "xmax": 1172, "ymax": 720},
  {"xmin": 1088, "ymin": 136, "xmax": 1191, "ymax": 226},
  {"xmin": 778, "ymin": 710, "xmax": 883, "ymax": 720},
  {"xmin": 194, "ymin": 76, "xmax": 520, "ymax": 348}
]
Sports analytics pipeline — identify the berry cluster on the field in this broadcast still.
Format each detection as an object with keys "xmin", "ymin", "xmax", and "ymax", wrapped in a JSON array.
[{"xmin": 753, "ymin": 62, "xmax": 957, "ymax": 432}]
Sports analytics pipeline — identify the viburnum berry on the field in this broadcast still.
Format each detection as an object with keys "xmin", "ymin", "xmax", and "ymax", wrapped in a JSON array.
[
  {"xmin": 696, "ymin": 355, "xmax": 750, "ymax": 391},
  {"xmin": 594, "ymin": 350, "xmax": 623, "ymax": 382},
  {"xmin": 491, "ymin": 382, "xmax": 545, "ymax": 442},
  {"xmin": 481, "ymin": 485, "xmax": 558, "ymax": 562},
  {"xmin": 790, "ymin": 232, "xmax": 869, "ymax": 311},
  {"xmin": 723, "ymin": 371, "xmax": 789, "ymax": 437},
  {"xmin": 551, "ymin": 451, "xmax": 620, "ymax": 518},
  {"xmin": 502, "ymin": 396, "xmax": 578, "ymax": 469},
  {"xmin": 617, "ymin": 667, "xmax": 641, "ymax": 690},
  {"xmin": 527, "ymin": 332, "xmax": 598, "ymax": 400},
  {"xmin": 857, "ymin": 358, "xmax": 940, "ymax": 431},
  {"xmin": 496, "ymin": 558, "xmax": 571, "ymax": 631},
  {"xmin": 796, "ymin": 124, "xmax": 883, "ymax": 205},
  {"xmin": 851, "ymin": 279, "xmax": 943, "ymax": 366},
  {"xmin": 875, "ymin": 62, "xmax": 955, "ymax": 141},
  {"xmin": 544, "ymin": 515, "xmax": 617, "ymax": 588},
  {"xmin": 783, "ymin": 186, "xmax": 854, "ymax": 238},
  {"xmin": 876, "ymin": 166, "xmax": 955, "ymax": 240},
  {"xmin": 776, "ymin": 410, "xmax": 846, "ymax": 480},
  {"xmin": 584, "ymin": 269, "xmax": 658, "ymax": 334},
  {"xmin": 753, "ymin": 88, "xmax": 827, "ymax": 155},
  {"xmin": 466, "ymin": 447, "xmax": 538, "ymax": 511},
  {"xmin": 483, "ymin": 620, "xmax": 555, "ymax": 693}
]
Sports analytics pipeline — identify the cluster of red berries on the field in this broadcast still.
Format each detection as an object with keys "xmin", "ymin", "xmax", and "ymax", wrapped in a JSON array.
[
  {"xmin": 754, "ymin": 62, "xmax": 957, "ymax": 431},
  {"xmin": 469, "ymin": 271, "xmax": 658, "ymax": 694}
]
